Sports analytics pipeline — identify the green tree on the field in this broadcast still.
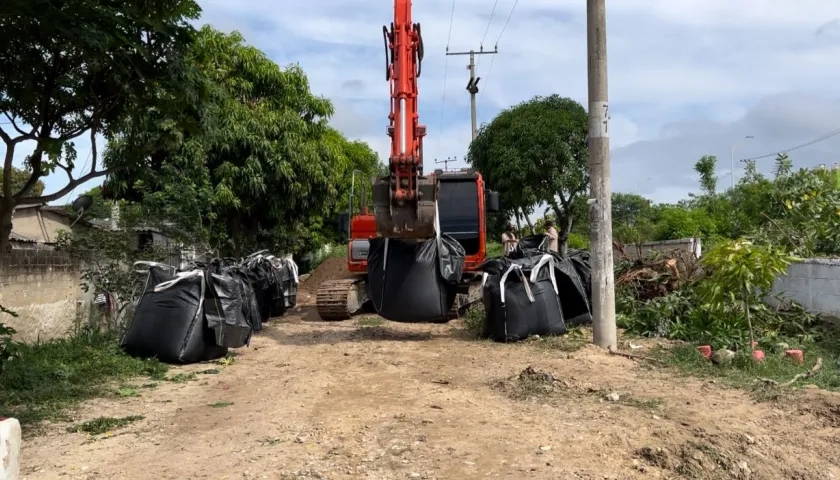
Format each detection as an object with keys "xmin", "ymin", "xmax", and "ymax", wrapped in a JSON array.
[
  {"xmin": 772, "ymin": 153, "xmax": 792, "ymax": 178},
  {"xmin": 105, "ymin": 26, "xmax": 346, "ymax": 256},
  {"xmin": 694, "ymin": 155, "xmax": 718, "ymax": 195},
  {"xmin": 64, "ymin": 186, "xmax": 112, "ymax": 220},
  {"xmin": 0, "ymin": 0, "xmax": 202, "ymax": 251},
  {"xmin": 0, "ymin": 166, "xmax": 44, "ymax": 197},
  {"xmin": 611, "ymin": 192, "xmax": 653, "ymax": 227},
  {"xmin": 467, "ymin": 95, "xmax": 589, "ymax": 254}
]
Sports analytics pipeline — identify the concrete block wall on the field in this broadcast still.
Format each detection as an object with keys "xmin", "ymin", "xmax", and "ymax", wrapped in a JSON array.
[
  {"xmin": 0, "ymin": 249, "xmax": 85, "ymax": 343},
  {"xmin": 770, "ymin": 258, "xmax": 840, "ymax": 320}
]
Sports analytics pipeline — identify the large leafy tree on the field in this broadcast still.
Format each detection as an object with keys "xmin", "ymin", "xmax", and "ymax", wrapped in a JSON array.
[
  {"xmin": 0, "ymin": 0, "xmax": 202, "ymax": 251},
  {"xmin": 467, "ymin": 95, "xmax": 589, "ymax": 253},
  {"xmin": 105, "ymin": 26, "xmax": 350, "ymax": 255}
]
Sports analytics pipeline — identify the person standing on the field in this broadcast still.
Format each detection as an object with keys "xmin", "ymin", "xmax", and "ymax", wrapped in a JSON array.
[
  {"xmin": 502, "ymin": 224, "xmax": 518, "ymax": 256},
  {"xmin": 545, "ymin": 220, "xmax": 559, "ymax": 253}
]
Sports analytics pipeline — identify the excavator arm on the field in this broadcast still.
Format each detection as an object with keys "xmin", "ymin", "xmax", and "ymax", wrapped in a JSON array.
[{"xmin": 371, "ymin": 0, "xmax": 438, "ymax": 239}]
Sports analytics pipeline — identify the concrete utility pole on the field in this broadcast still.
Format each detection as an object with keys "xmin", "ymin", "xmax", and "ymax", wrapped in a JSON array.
[
  {"xmin": 586, "ymin": 0, "xmax": 617, "ymax": 349},
  {"xmin": 446, "ymin": 46, "xmax": 498, "ymax": 140}
]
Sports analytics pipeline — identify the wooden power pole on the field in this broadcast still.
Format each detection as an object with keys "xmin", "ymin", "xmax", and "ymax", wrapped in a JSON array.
[
  {"xmin": 446, "ymin": 46, "xmax": 497, "ymax": 140},
  {"xmin": 586, "ymin": 0, "xmax": 617, "ymax": 349}
]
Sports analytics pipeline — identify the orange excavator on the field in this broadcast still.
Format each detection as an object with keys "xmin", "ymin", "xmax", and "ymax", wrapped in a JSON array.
[{"xmin": 315, "ymin": 0, "xmax": 499, "ymax": 321}]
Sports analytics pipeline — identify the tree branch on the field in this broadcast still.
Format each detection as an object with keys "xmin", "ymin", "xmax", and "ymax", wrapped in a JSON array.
[
  {"xmin": 14, "ymin": 147, "xmax": 45, "ymax": 198},
  {"xmin": 0, "ymin": 126, "xmax": 11, "ymax": 145},
  {"xmin": 89, "ymin": 124, "xmax": 98, "ymax": 174},
  {"xmin": 16, "ymin": 165, "xmax": 125, "ymax": 205},
  {"xmin": 2, "ymin": 113, "xmax": 34, "ymax": 139}
]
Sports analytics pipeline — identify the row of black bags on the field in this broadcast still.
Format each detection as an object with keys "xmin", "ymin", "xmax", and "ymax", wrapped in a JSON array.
[
  {"xmin": 121, "ymin": 253, "xmax": 299, "ymax": 364},
  {"xmin": 478, "ymin": 235, "xmax": 593, "ymax": 342}
]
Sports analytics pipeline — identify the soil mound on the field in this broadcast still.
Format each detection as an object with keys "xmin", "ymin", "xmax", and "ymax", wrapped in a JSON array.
[{"xmin": 300, "ymin": 256, "xmax": 355, "ymax": 293}]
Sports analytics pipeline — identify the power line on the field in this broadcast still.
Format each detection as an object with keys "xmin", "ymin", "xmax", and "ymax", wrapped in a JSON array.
[
  {"xmin": 496, "ymin": 0, "xmax": 520, "ymax": 46},
  {"xmin": 476, "ymin": 0, "xmax": 500, "ymax": 70},
  {"xmin": 478, "ymin": 0, "xmax": 519, "ymax": 121},
  {"xmin": 479, "ymin": 0, "xmax": 500, "ymax": 46},
  {"xmin": 741, "ymin": 127, "xmax": 840, "ymax": 161},
  {"xmin": 435, "ymin": 0, "xmax": 458, "ymax": 161}
]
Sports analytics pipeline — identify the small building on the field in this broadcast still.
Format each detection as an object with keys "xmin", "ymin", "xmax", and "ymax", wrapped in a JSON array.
[{"xmin": 9, "ymin": 205, "xmax": 93, "ymax": 249}]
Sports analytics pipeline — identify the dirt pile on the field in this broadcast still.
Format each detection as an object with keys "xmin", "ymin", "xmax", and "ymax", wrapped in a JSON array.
[{"xmin": 299, "ymin": 256, "xmax": 355, "ymax": 293}]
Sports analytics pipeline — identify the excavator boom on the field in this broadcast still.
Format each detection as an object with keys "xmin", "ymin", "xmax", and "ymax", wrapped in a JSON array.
[{"xmin": 372, "ymin": 0, "xmax": 438, "ymax": 239}]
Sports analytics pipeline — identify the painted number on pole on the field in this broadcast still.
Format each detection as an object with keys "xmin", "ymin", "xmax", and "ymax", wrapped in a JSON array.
[{"xmin": 589, "ymin": 102, "xmax": 609, "ymax": 138}]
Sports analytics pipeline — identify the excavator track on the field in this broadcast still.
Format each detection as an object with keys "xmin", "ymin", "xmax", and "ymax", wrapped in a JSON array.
[{"xmin": 316, "ymin": 277, "xmax": 368, "ymax": 321}]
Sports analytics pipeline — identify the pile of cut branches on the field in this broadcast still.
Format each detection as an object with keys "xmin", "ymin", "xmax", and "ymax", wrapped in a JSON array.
[{"xmin": 615, "ymin": 248, "xmax": 703, "ymax": 302}]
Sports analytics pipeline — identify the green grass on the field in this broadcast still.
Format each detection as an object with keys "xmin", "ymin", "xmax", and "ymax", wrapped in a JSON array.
[
  {"xmin": 0, "ymin": 329, "xmax": 168, "ymax": 425},
  {"xmin": 660, "ymin": 335, "xmax": 840, "ymax": 399},
  {"xmin": 357, "ymin": 316, "xmax": 385, "ymax": 327},
  {"xmin": 208, "ymin": 401, "xmax": 233, "ymax": 408},
  {"xmin": 486, "ymin": 241, "xmax": 504, "ymax": 258},
  {"xmin": 115, "ymin": 386, "xmax": 139, "ymax": 397},
  {"xmin": 66, "ymin": 415, "xmax": 145, "ymax": 435}
]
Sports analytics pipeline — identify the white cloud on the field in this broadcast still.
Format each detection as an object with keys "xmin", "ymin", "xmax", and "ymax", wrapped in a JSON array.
[{"xmin": 7, "ymin": 0, "xmax": 840, "ymax": 207}]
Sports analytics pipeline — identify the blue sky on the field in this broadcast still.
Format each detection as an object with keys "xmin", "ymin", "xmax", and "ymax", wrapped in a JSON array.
[{"xmin": 5, "ymin": 0, "xmax": 840, "ymax": 206}]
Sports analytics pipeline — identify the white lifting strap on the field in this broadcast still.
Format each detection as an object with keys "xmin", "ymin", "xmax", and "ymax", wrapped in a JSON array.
[
  {"xmin": 529, "ymin": 254, "xmax": 559, "ymax": 295},
  {"xmin": 499, "ymin": 264, "xmax": 535, "ymax": 304}
]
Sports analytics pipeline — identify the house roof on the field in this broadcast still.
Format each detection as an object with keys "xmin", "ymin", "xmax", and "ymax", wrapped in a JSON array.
[
  {"xmin": 12, "ymin": 204, "xmax": 93, "ymax": 227},
  {"xmin": 9, "ymin": 231, "xmax": 36, "ymax": 243}
]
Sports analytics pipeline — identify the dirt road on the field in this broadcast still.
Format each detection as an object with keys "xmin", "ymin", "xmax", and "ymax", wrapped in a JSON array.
[{"xmin": 19, "ymin": 296, "xmax": 840, "ymax": 479}]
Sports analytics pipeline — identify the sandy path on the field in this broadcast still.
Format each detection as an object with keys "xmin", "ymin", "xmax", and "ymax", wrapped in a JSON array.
[{"xmin": 19, "ymin": 303, "xmax": 840, "ymax": 480}]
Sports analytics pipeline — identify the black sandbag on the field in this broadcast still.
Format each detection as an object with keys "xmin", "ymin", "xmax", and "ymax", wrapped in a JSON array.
[
  {"xmin": 567, "ymin": 250, "xmax": 592, "ymax": 301},
  {"xmin": 517, "ymin": 234, "xmax": 548, "ymax": 251},
  {"xmin": 247, "ymin": 257, "xmax": 284, "ymax": 318},
  {"xmin": 203, "ymin": 269, "xmax": 252, "ymax": 349},
  {"xmin": 367, "ymin": 234, "xmax": 465, "ymax": 323},
  {"xmin": 244, "ymin": 259, "xmax": 277, "ymax": 322},
  {"xmin": 276, "ymin": 257, "xmax": 299, "ymax": 308},
  {"xmin": 232, "ymin": 269, "xmax": 262, "ymax": 331},
  {"xmin": 121, "ymin": 267, "xmax": 227, "ymax": 364},
  {"xmin": 481, "ymin": 258, "xmax": 567, "ymax": 342}
]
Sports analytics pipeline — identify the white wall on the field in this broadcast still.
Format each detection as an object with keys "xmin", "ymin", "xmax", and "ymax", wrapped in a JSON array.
[{"xmin": 770, "ymin": 258, "xmax": 840, "ymax": 320}]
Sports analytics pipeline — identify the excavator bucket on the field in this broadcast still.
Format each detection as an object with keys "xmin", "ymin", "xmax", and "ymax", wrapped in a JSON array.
[{"xmin": 371, "ymin": 175, "xmax": 438, "ymax": 238}]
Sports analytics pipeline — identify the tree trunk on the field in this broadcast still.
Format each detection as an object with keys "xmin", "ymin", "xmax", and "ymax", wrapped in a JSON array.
[
  {"xmin": 514, "ymin": 210, "xmax": 522, "ymax": 232},
  {"xmin": 558, "ymin": 218, "xmax": 573, "ymax": 256},
  {"xmin": 520, "ymin": 207, "xmax": 535, "ymax": 235},
  {"xmin": 0, "ymin": 198, "xmax": 15, "ymax": 255}
]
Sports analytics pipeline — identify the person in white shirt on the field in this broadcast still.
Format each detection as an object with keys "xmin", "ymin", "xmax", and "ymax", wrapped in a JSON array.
[
  {"xmin": 501, "ymin": 224, "xmax": 518, "ymax": 256},
  {"xmin": 545, "ymin": 220, "xmax": 559, "ymax": 253}
]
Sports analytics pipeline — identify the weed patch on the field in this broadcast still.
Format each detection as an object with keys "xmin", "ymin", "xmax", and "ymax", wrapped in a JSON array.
[
  {"xmin": 67, "ymin": 415, "xmax": 145, "ymax": 435},
  {"xmin": 659, "ymin": 337, "xmax": 840, "ymax": 399},
  {"xmin": 166, "ymin": 372, "xmax": 197, "ymax": 383},
  {"xmin": 463, "ymin": 304, "xmax": 485, "ymax": 338},
  {"xmin": 208, "ymin": 401, "xmax": 233, "ymax": 408},
  {"xmin": 0, "ymin": 329, "xmax": 167, "ymax": 425},
  {"xmin": 115, "ymin": 386, "xmax": 139, "ymax": 397},
  {"xmin": 494, "ymin": 366, "xmax": 666, "ymax": 413},
  {"xmin": 527, "ymin": 327, "xmax": 590, "ymax": 352},
  {"xmin": 357, "ymin": 316, "xmax": 385, "ymax": 327}
]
